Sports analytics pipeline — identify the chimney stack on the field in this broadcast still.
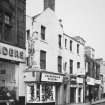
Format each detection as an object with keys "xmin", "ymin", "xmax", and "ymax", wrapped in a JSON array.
[{"xmin": 44, "ymin": 0, "xmax": 55, "ymax": 11}]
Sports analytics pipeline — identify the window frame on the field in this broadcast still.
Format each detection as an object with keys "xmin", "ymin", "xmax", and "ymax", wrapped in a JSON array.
[
  {"xmin": 70, "ymin": 60, "xmax": 73, "ymax": 74},
  {"xmin": 58, "ymin": 56, "xmax": 62, "ymax": 73},
  {"xmin": 70, "ymin": 40, "xmax": 72, "ymax": 51},
  {"xmin": 65, "ymin": 39, "xmax": 67, "ymax": 49},
  {"xmin": 58, "ymin": 34, "xmax": 62, "ymax": 48},
  {"xmin": 40, "ymin": 50, "xmax": 46, "ymax": 70},
  {"xmin": 41, "ymin": 25, "xmax": 46, "ymax": 40},
  {"xmin": 77, "ymin": 44, "xmax": 80, "ymax": 54},
  {"xmin": 77, "ymin": 62, "xmax": 80, "ymax": 69}
]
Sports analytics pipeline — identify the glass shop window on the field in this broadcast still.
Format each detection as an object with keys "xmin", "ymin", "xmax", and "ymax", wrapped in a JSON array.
[{"xmin": 26, "ymin": 84, "xmax": 55, "ymax": 103}]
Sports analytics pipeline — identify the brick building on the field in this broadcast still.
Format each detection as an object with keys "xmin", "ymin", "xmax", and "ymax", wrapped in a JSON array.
[{"xmin": 0, "ymin": 0, "xmax": 26, "ymax": 104}]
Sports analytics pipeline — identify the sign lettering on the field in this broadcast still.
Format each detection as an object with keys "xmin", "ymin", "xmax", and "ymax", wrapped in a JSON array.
[{"xmin": 0, "ymin": 42, "xmax": 25, "ymax": 62}]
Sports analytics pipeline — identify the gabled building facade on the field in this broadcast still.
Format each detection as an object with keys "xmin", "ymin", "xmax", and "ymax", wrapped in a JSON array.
[
  {"xmin": 25, "ymin": 1, "xmax": 86, "ymax": 104},
  {"xmin": 25, "ymin": 7, "xmax": 64, "ymax": 105}
]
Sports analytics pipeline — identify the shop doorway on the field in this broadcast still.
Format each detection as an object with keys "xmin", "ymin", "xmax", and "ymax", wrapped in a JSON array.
[{"xmin": 70, "ymin": 87, "xmax": 76, "ymax": 103}]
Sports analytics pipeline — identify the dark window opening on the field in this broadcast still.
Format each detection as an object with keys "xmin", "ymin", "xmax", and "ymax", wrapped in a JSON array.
[
  {"xmin": 40, "ymin": 50, "xmax": 46, "ymax": 69},
  {"xmin": 26, "ymin": 29, "xmax": 30, "ymax": 40},
  {"xmin": 4, "ymin": 25, "xmax": 11, "ymax": 42},
  {"xmin": 41, "ymin": 25, "xmax": 46, "ymax": 40},
  {"xmin": 58, "ymin": 34, "xmax": 62, "ymax": 48},
  {"xmin": 70, "ymin": 60, "xmax": 73, "ymax": 74},
  {"xmin": 65, "ymin": 39, "xmax": 67, "ymax": 48},
  {"xmin": 77, "ymin": 62, "xmax": 80, "ymax": 69},
  {"xmin": 70, "ymin": 40, "xmax": 72, "ymax": 51},
  {"xmin": 77, "ymin": 44, "xmax": 79, "ymax": 54},
  {"xmin": 0, "ymin": 69, "xmax": 6, "ymax": 74},
  {"xmin": 58, "ymin": 56, "xmax": 62, "ymax": 73}
]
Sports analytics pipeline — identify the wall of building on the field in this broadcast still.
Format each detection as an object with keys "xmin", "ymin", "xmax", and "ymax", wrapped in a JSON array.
[
  {"xmin": 63, "ymin": 34, "xmax": 85, "ymax": 75},
  {"xmin": 0, "ymin": 0, "xmax": 26, "ymax": 49},
  {"xmin": 32, "ymin": 8, "xmax": 63, "ymax": 73}
]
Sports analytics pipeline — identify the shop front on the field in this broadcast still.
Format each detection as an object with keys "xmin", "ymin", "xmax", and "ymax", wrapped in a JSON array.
[
  {"xmin": 24, "ymin": 71, "xmax": 64, "ymax": 105},
  {"xmin": 85, "ymin": 76, "xmax": 95, "ymax": 102},
  {"xmin": 0, "ymin": 42, "xmax": 26, "ymax": 104},
  {"xmin": 70, "ymin": 75, "xmax": 83, "ymax": 104}
]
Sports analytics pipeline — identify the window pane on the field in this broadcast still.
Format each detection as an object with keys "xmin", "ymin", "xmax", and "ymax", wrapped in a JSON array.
[
  {"xmin": 58, "ymin": 34, "xmax": 62, "ymax": 48},
  {"xmin": 58, "ymin": 56, "xmax": 62, "ymax": 73},
  {"xmin": 40, "ymin": 50, "xmax": 46, "ymax": 69},
  {"xmin": 41, "ymin": 25, "xmax": 45, "ymax": 40},
  {"xmin": 70, "ymin": 60, "xmax": 73, "ymax": 74}
]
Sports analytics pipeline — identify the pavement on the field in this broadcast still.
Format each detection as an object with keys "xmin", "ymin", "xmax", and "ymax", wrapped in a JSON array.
[
  {"xmin": 69, "ymin": 99, "xmax": 105, "ymax": 105},
  {"xmin": 70, "ymin": 102, "xmax": 90, "ymax": 105}
]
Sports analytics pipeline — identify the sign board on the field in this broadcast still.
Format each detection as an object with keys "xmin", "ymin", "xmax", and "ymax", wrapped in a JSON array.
[
  {"xmin": 41, "ymin": 72, "xmax": 63, "ymax": 83},
  {"xmin": 86, "ymin": 76, "xmax": 95, "ymax": 85},
  {"xmin": 70, "ymin": 75, "xmax": 77, "ymax": 84},
  {"xmin": 95, "ymin": 80, "xmax": 101, "ymax": 85},
  {"xmin": 24, "ymin": 71, "xmax": 40, "ymax": 82},
  {"xmin": 0, "ymin": 42, "xmax": 25, "ymax": 62},
  {"xmin": 77, "ymin": 77, "xmax": 83, "ymax": 84}
]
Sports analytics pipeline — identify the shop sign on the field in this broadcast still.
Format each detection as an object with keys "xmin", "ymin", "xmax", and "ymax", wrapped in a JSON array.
[
  {"xmin": 95, "ymin": 80, "xmax": 101, "ymax": 85},
  {"xmin": 41, "ymin": 72, "xmax": 63, "ymax": 83},
  {"xmin": 77, "ymin": 77, "xmax": 83, "ymax": 84},
  {"xmin": 0, "ymin": 42, "xmax": 25, "ymax": 62},
  {"xmin": 86, "ymin": 76, "xmax": 95, "ymax": 85},
  {"xmin": 70, "ymin": 75, "xmax": 76, "ymax": 84}
]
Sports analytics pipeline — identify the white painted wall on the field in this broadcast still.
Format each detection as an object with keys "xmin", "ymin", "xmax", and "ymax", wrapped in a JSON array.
[
  {"xmin": 63, "ymin": 34, "xmax": 85, "ymax": 75},
  {"xmin": 27, "ymin": 8, "xmax": 85, "ymax": 75},
  {"xmin": 32, "ymin": 8, "xmax": 63, "ymax": 73}
]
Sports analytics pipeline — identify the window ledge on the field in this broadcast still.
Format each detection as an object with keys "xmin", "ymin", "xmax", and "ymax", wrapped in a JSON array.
[{"xmin": 40, "ymin": 39, "xmax": 48, "ymax": 44}]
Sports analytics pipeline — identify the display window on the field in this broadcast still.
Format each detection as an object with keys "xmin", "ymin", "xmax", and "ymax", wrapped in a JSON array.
[{"xmin": 26, "ymin": 83, "xmax": 55, "ymax": 103}]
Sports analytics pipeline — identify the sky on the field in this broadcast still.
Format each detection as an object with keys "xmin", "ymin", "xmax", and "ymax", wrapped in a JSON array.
[{"xmin": 26, "ymin": 0, "xmax": 105, "ymax": 60}]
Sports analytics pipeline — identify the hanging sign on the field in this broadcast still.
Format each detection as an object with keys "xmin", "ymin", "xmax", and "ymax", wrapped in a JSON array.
[
  {"xmin": 0, "ymin": 42, "xmax": 25, "ymax": 62},
  {"xmin": 77, "ymin": 77, "xmax": 83, "ymax": 83},
  {"xmin": 86, "ymin": 76, "xmax": 95, "ymax": 85}
]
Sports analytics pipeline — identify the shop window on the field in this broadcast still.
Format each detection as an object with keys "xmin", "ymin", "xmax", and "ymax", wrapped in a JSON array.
[
  {"xmin": 26, "ymin": 84, "xmax": 55, "ymax": 103},
  {"xmin": 41, "ymin": 25, "xmax": 46, "ymax": 40},
  {"xmin": 70, "ymin": 60, "xmax": 73, "ymax": 74},
  {"xmin": 42, "ymin": 84, "xmax": 54, "ymax": 102},
  {"xmin": 58, "ymin": 56, "xmax": 62, "ymax": 73},
  {"xmin": 58, "ymin": 34, "xmax": 62, "ymax": 48},
  {"xmin": 30, "ymin": 85, "xmax": 34, "ymax": 101},
  {"xmin": 70, "ymin": 40, "xmax": 72, "ymax": 51},
  {"xmin": 40, "ymin": 50, "xmax": 46, "ymax": 69}
]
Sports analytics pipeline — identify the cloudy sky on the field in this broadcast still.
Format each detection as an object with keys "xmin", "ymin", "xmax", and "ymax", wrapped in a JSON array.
[{"xmin": 26, "ymin": 0, "xmax": 105, "ymax": 60}]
